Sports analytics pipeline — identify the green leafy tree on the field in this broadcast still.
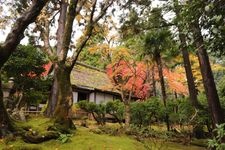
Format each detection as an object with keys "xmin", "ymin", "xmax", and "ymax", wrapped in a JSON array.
[
  {"xmin": 30, "ymin": 0, "xmax": 120, "ymax": 129},
  {"xmin": 202, "ymin": 0, "xmax": 225, "ymax": 57},
  {"xmin": 143, "ymin": 8, "xmax": 174, "ymax": 131},
  {"xmin": 78, "ymin": 24, "xmax": 114, "ymax": 69},
  {"xmin": 130, "ymin": 98, "xmax": 162, "ymax": 127},
  {"xmin": 0, "ymin": 0, "xmax": 48, "ymax": 138},
  {"xmin": 2, "ymin": 45, "xmax": 51, "ymax": 109},
  {"xmin": 185, "ymin": 0, "xmax": 224, "ymax": 127},
  {"xmin": 172, "ymin": 0, "xmax": 201, "ymax": 109}
]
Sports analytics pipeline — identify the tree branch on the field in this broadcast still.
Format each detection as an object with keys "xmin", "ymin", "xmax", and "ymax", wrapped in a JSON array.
[
  {"xmin": 70, "ymin": 0, "xmax": 114, "ymax": 70},
  {"xmin": 93, "ymin": 0, "xmax": 114, "ymax": 24},
  {"xmin": 61, "ymin": 0, "xmax": 79, "ymax": 62},
  {"xmin": 39, "ymin": 8, "xmax": 54, "ymax": 58},
  {"xmin": 0, "ymin": 0, "xmax": 48, "ymax": 68},
  {"xmin": 56, "ymin": 0, "xmax": 67, "ymax": 60}
]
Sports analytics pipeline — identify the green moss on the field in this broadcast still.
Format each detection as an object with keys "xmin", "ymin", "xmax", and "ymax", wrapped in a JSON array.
[
  {"xmin": 0, "ymin": 127, "xmax": 206, "ymax": 150},
  {"xmin": 61, "ymin": 127, "xmax": 145, "ymax": 150},
  {"xmin": 71, "ymin": 63, "xmax": 115, "ymax": 92},
  {"xmin": 0, "ymin": 117, "xmax": 205, "ymax": 150},
  {"xmin": 15, "ymin": 116, "xmax": 53, "ymax": 132},
  {"xmin": 1, "ymin": 127, "xmax": 145, "ymax": 150}
]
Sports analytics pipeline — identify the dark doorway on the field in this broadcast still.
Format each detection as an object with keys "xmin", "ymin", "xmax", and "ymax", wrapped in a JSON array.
[{"xmin": 78, "ymin": 92, "xmax": 89, "ymax": 102}]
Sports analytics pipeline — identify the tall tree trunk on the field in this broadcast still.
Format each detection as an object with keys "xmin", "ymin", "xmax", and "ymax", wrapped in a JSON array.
[
  {"xmin": 45, "ymin": 63, "xmax": 74, "ymax": 128},
  {"xmin": 124, "ymin": 100, "xmax": 131, "ymax": 127},
  {"xmin": 0, "ymin": 74, "xmax": 14, "ymax": 137},
  {"xmin": 146, "ymin": 63, "xmax": 151, "ymax": 98},
  {"xmin": 173, "ymin": 0, "xmax": 201, "ymax": 109},
  {"xmin": 155, "ymin": 53, "xmax": 170, "ymax": 131},
  {"xmin": 43, "ymin": 0, "xmax": 114, "ymax": 128},
  {"xmin": 155, "ymin": 54, "xmax": 167, "ymax": 106},
  {"xmin": 121, "ymin": 91, "xmax": 131, "ymax": 127},
  {"xmin": 45, "ymin": 64, "xmax": 58, "ymax": 117},
  {"xmin": 191, "ymin": 21, "xmax": 224, "ymax": 127},
  {"xmin": 181, "ymin": 46, "xmax": 201, "ymax": 108},
  {"xmin": 152, "ymin": 65, "xmax": 157, "ymax": 97},
  {"xmin": 146, "ymin": 63, "xmax": 156, "ymax": 97}
]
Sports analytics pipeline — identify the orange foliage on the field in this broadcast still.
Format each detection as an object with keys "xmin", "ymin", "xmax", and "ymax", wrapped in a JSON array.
[
  {"xmin": 107, "ymin": 60, "xmax": 150, "ymax": 99},
  {"xmin": 163, "ymin": 68, "xmax": 188, "ymax": 95}
]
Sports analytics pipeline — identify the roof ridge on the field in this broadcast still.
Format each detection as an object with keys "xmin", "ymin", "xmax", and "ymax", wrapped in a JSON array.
[{"xmin": 76, "ymin": 61, "xmax": 106, "ymax": 73}]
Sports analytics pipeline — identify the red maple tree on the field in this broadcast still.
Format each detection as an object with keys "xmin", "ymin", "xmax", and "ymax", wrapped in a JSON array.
[
  {"xmin": 106, "ymin": 60, "xmax": 150, "ymax": 100},
  {"xmin": 107, "ymin": 59, "xmax": 150, "ymax": 126}
]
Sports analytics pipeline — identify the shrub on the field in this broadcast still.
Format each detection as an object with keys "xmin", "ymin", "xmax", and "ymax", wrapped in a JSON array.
[
  {"xmin": 125, "ymin": 125, "xmax": 168, "ymax": 139},
  {"xmin": 170, "ymin": 98, "xmax": 194, "ymax": 125},
  {"xmin": 130, "ymin": 98, "xmax": 162, "ymax": 127},
  {"xmin": 208, "ymin": 123, "xmax": 225, "ymax": 150},
  {"xmin": 106, "ymin": 100, "xmax": 124, "ymax": 124},
  {"xmin": 78, "ymin": 101, "xmax": 106, "ymax": 125}
]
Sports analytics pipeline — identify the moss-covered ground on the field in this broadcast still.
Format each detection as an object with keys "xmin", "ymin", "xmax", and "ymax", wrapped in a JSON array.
[{"xmin": 0, "ymin": 116, "xmax": 206, "ymax": 150}]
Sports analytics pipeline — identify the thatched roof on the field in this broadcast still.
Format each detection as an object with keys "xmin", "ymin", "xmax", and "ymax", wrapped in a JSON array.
[{"xmin": 71, "ymin": 62, "xmax": 118, "ymax": 94}]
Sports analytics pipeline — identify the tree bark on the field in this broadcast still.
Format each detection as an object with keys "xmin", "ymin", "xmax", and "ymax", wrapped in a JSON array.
[
  {"xmin": 46, "ymin": 63, "xmax": 74, "ymax": 128},
  {"xmin": 173, "ymin": 1, "xmax": 201, "ymax": 109},
  {"xmin": 152, "ymin": 65, "xmax": 157, "ymax": 97},
  {"xmin": 45, "ymin": 64, "xmax": 58, "ymax": 117},
  {"xmin": 43, "ymin": 1, "xmax": 115, "ymax": 127},
  {"xmin": 155, "ymin": 54, "xmax": 167, "ymax": 106},
  {"xmin": 155, "ymin": 53, "xmax": 170, "ymax": 131},
  {"xmin": 124, "ymin": 100, "xmax": 131, "ymax": 127},
  {"xmin": 181, "ymin": 45, "xmax": 201, "ymax": 108},
  {"xmin": 0, "ymin": 74, "xmax": 14, "ymax": 138},
  {"xmin": 121, "ymin": 91, "xmax": 131, "ymax": 127},
  {"xmin": 191, "ymin": 20, "xmax": 224, "ymax": 127}
]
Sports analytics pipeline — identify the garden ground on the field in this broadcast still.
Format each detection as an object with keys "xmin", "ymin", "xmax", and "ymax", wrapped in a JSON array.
[{"xmin": 0, "ymin": 116, "xmax": 206, "ymax": 150}]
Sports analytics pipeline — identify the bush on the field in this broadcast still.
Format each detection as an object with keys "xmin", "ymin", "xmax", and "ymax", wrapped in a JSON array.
[
  {"xmin": 208, "ymin": 123, "xmax": 225, "ymax": 150},
  {"xmin": 78, "ymin": 100, "xmax": 125, "ymax": 125},
  {"xmin": 125, "ymin": 125, "xmax": 168, "ymax": 139},
  {"xmin": 77, "ymin": 97, "xmax": 207, "ymax": 133},
  {"xmin": 78, "ymin": 101, "xmax": 106, "ymax": 125},
  {"xmin": 106, "ymin": 100, "xmax": 124, "ymax": 124},
  {"xmin": 167, "ymin": 98, "xmax": 195, "ymax": 125},
  {"xmin": 130, "ymin": 98, "xmax": 162, "ymax": 127}
]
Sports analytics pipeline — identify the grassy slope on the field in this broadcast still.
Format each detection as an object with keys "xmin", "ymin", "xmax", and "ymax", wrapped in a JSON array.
[{"xmin": 0, "ymin": 116, "xmax": 206, "ymax": 150}]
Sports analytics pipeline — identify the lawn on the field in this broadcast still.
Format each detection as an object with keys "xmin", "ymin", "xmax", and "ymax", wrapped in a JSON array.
[{"xmin": 0, "ymin": 116, "xmax": 206, "ymax": 150}]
